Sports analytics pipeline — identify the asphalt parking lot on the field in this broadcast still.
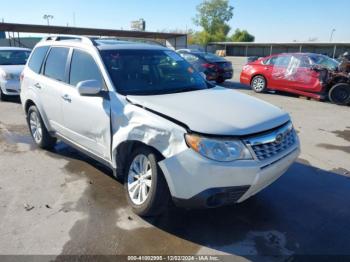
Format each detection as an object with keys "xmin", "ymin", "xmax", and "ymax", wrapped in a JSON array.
[{"xmin": 0, "ymin": 82, "xmax": 349, "ymax": 261}]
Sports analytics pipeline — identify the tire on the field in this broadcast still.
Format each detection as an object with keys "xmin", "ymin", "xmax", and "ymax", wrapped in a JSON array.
[
  {"xmin": 0, "ymin": 88, "xmax": 7, "ymax": 101},
  {"xmin": 329, "ymin": 83, "xmax": 350, "ymax": 105},
  {"xmin": 251, "ymin": 75, "xmax": 267, "ymax": 93},
  {"xmin": 216, "ymin": 77, "xmax": 225, "ymax": 84},
  {"xmin": 124, "ymin": 146, "xmax": 170, "ymax": 217},
  {"xmin": 27, "ymin": 106, "xmax": 57, "ymax": 149}
]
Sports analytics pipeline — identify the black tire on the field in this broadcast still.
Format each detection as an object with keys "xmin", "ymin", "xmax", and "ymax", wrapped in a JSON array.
[
  {"xmin": 27, "ymin": 106, "xmax": 57, "ymax": 149},
  {"xmin": 124, "ymin": 146, "xmax": 170, "ymax": 217},
  {"xmin": 328, "ymin": 83, "xmax": 350, "ymax": 105},
  {"xmin": 251, "ymin": 75, "xmax": 267, "ymax": 93},
  {"xmin": 0, "ymin": 88, "xmax": 7, "ymax": 101},
  {"xmin": 216, "ymin": 77, "xmax": 225, "ymax": 84}
]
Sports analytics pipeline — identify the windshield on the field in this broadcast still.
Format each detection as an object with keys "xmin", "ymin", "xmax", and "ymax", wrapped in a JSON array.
[
  {"xmin": 100, "ymin": 49, "xmax": 209, "ymax": 95},
  {"xmin": 0, "ymin": 50, "xmax": 31, "ymax": 65},
  {"xmin": 310, "ymin": 54, "xmax": 339, "ymax": 71}
]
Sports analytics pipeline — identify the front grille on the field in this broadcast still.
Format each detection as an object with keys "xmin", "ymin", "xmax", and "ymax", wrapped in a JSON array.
[{"xmin": 244, "ymin": 122, "xmax": 296, "ymax": 161}]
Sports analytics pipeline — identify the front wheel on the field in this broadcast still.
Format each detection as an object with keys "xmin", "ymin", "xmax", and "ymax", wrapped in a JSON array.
[
  {"xmin": 125, "ymin": 146, "xmax": 170, "ymax": 216},
  {"xmin": 251, "ymin": 75, "xmax": 267, "ymax": 93},
  {"xmin": 27, "ymin": 106, "xmax": 57, "ymax": 149},
  {"xmin": 329, "ymin": 83, "xmax": 350, "ymax": 105}
]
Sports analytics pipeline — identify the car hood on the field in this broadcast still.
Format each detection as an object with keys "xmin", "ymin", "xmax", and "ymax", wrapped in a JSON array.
[
  {"xmin": 127, "ymin": 87, "xmax": 290, "ymax": 136},
  {"xmin": 0, "ymin": 65, "xmax": 25, "ymax": 75}
]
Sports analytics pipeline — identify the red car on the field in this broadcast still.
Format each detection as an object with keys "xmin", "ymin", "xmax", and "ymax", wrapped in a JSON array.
[{"xmin": 240, "ymin": 53, "xmax": 341, "ymax": 101}]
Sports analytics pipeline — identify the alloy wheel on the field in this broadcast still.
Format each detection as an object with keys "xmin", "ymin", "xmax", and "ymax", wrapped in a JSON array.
[
  {"xmin": 127, "ymin": 154, "xmax": 152, "ymax": 205},
  {"xmin": 29, "ymin": 111, "xmax": 43, "ymax": 143},
  {"xmin": 252, "ymin": 77, "xmax": 265, "ymax": 91}
]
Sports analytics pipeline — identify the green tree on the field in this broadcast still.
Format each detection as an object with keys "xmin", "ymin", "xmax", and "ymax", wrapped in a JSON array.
[
  {"xmin": 193, "ymin": 0, "xmax": 234, "ymax": 45},
  {"xmin": 229, "ymin": 29, "xmax": 255, "ymax": 42}
]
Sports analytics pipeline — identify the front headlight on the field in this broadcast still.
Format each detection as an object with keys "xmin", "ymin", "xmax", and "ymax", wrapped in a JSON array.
[
  {"xmin": 2, "ymin": 73, "xmax": 15, "ymax": 80},
  {"xmin": 185, "ymin": 134, "xmax": 253, "ymax": 162}
]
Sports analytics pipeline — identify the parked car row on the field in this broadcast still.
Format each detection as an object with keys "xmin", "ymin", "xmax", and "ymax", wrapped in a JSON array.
[
  {"xmin": 17, "ymin": 36, "xmax": 300, "ymax": 216},
  {"xmin": 2, "ymin": 45, "xmax": 349, "ymax": 106},
  {"xmin": 240, "ymin": 53, "xmax": 350, "ymax": 105},
  {"xmin": 177, "ymin": 49, "xmax": 233, "ymax": 84},
  {"xmin": 0, "ymin": 47, "xmax": 31, "ymax": 100}
]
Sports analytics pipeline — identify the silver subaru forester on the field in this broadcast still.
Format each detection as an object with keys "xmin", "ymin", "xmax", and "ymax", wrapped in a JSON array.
[{"xmin": 21, "ymin": 35, "xmax": 300, "ymax": 216}]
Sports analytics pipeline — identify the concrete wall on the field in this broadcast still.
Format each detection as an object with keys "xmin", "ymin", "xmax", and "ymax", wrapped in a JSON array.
[
  {"xmin": 0, "ymin": 38, "xmax": 40, "ymax": 49},
  {"xmin": 0, "ymin": 36, "xmax": 188, "ymax": 50},
  {"xmin": 209, "ymin": 44, "xmax": 350, "ymax": 59},
  {"xmin": 166, "ymin": 35, "xmax": 187, "ymax": 50},
  {"xmin": 224, "ymin": 56, "xmax": 247, "ymax": 81}
]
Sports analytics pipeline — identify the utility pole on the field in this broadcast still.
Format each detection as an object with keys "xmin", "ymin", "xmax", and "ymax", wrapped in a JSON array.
[
  {"xmin": 43, "ymin": 14, "xmax": 54, "ymax": 26},
  {"xmin": 73, "ymin": 12, "xmax": 76, "ymax": 27},
  {"xmin": 329, "ymin": 29, "xmax": 336, "ymax": 42}
]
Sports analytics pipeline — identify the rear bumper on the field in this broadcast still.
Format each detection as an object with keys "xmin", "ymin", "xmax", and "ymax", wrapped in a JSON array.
[
  {"xmin": 219, "ymin": 70, "xmax": 234, "ymax": 80},
  {"xmin": 206, "ymin": 70, "xmax": 234, "ymax": 81},
  {"xmin": 0, "ymin": 79, "xmax": 21, "ymax": 96}
]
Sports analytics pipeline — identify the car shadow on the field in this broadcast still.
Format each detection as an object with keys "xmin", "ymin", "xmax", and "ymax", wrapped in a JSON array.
[
  {"xmin": 219, "ymin": 80, "xmax": 294, "ymax": 98},
  {"xmin": 1, "ymin": 96, "xmax": 21, "ymax": 104},
  {"xmin": 144, "ymin": 160, "xmax": 350, "ymax": 259},
  {"xmin": 220, "ymin": 81, "xmax": 350, "ymax": 107},
  {"xmin": 219, "ymin": 80, "xmax": 252, "ymax": 91},
  {"xmin": 46, "ymin": 142, "xmax": 350, "ymax": 260}
]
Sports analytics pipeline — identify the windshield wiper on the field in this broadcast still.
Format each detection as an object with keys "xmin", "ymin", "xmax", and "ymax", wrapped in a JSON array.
[{"xmin": 161, "ymin": 87, "xmax": 204, "ymax": 94}]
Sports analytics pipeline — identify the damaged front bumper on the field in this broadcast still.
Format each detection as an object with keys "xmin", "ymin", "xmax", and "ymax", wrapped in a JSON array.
[{"xmin": 159, "ymin": 143, "xmax": 300, "ymax": 209}]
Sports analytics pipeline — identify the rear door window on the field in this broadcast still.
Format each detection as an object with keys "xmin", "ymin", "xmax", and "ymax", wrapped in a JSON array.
[
  {"xmin": 28, "ymin": 46, "xmax": 49, "ymax": 73},
  {"xmin": 69, "ymin": 49, "xmax": 103, "ymax": 86},
  {"xmin": 44, "ymin": 47, "xmax": 69, "ymax": 82}
]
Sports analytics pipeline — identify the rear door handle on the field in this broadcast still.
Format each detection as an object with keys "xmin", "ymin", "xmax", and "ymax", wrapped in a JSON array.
[
  {"xmin": 34, "ymin": 83, "xmax": 41, "ymax": 89},
  {"xmin": 61, "ymin": 94, "xmax": 71, "ymax": 103}
]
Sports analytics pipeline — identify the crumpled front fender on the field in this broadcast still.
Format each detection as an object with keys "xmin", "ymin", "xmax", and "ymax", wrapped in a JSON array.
[{"xmin": 110, "ymin": 95, "xmax": 188, "ymax": 169}]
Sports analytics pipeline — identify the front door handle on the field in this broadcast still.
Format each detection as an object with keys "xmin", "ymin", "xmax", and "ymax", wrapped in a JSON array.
[
  {"xmin": 34, "ymin": 83, "xmax": 41, "ymax": 89},
  {"xmin": 61, "ymin": 94, "xmax": 71, "ymax": 103}
]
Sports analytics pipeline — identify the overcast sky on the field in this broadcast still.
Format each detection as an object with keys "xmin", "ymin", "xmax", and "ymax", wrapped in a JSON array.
[{"xmin": 1, "ymin": 0, "xmax": 349, "ymax": 42}]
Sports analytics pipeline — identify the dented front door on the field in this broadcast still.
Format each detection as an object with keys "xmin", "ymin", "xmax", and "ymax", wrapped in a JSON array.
[{"xmin": 60, "ymin": 48, "xmax": 112, "ymax": 161}]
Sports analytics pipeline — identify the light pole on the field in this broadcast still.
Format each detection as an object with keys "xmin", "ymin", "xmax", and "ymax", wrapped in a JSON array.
[
  {"xmin": 329, "ymin": 28, "xmax": 336, "ymax": 42},
  {"xmin": 43, "ymin": 14, "xmax": 54, "ymax": 26}
]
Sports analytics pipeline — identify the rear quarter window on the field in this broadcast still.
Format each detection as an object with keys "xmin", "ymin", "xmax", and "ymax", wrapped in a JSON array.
[{"xmin": 28, "ymin": 46, "xmax": 49, "ymax": 73}]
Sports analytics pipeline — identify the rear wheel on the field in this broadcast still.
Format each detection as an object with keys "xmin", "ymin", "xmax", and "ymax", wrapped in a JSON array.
[
  {"xmin": 251, "ymin": 75, "xmax": 267, "ymax": 93},
  {"xmin": 27, "ymin": 106, "xmax": 57, "ymax": 149},
  {"xmin": 124, "ymin": 146, "xmax": 170, "ymax": 217},
  {"xmin": 329, "ymin": 83, "xmax": 350, "ymax": 105}
]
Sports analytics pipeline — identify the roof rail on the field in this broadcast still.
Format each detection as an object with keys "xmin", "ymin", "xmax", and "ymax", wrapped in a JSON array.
[
  {"xmin": 93, "ymin": 37, "xmax": 166, "ymax": 47},
  {"xmin": 41, "ymin": 35, "xmax": 97, "ymax": 46}
]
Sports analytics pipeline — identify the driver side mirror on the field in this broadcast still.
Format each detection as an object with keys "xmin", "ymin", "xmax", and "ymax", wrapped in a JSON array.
[{"xmin": 77, "ymin": 80, "xmax": 103, "ymax": 96}]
